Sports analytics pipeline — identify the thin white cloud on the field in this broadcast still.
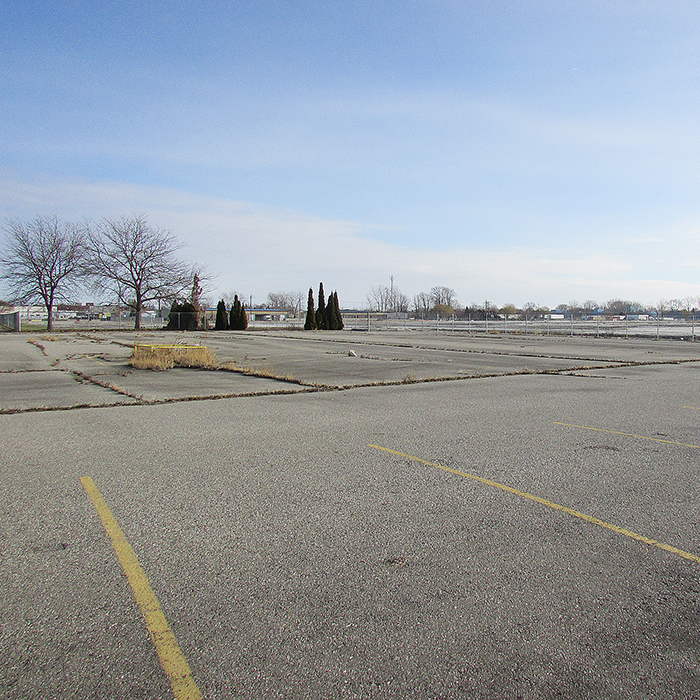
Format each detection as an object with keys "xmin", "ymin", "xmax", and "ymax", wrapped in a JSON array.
[{"xmin": 2, "ymin": 171, "xmax": 699, "ymax": 308}]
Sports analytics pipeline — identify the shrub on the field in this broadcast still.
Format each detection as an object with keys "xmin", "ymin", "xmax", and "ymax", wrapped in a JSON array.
[{"xmin": 166, "ymin": 301, "xmax": 198, "ymax": 330}]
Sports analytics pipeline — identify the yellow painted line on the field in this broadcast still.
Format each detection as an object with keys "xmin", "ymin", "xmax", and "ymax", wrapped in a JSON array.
[
  {"xmin": 554, "ymin": 422, "xmax": 700, "ymax": 449},
  {"xmin": 80, "ymin": 477, "xmax": 203, "ymax": 700},
  {"xmin": 683, "ymin": 406, "xmax": 700, "ymax": 411},
  {"xmin": 368, "ymin": 445, "xmax": 700, "ymax": 565}
]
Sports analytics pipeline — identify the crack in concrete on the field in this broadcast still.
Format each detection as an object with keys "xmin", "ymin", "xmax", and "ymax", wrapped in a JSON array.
[{"xmin": 2, "ymin": 357, "xmax": 698, "ymax": 415}]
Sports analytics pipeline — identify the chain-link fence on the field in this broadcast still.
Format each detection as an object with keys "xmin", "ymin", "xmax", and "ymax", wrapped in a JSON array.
[
  {"xmin": 12, "ymin": 309, "xmax": 700, "ymax": 340},
  {"xmin": 0, "ymin": 311, "xmax": 20, "ymax": 331},
  {"xmin": 341, "ymin": 313, "xmax": 700, "ymax": 339}
]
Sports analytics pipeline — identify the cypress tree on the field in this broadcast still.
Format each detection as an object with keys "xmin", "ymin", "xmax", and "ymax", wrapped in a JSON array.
[
  {"xmin": 335, "ymin": 292, "xmax": 344, "ymax": 330},
  {"xmin": 229, "ymin": 295, "xmax": 248, "ymax": 330},
  {"xmin": 316, "ymin": 282, "xmax": 327, "ymax": 330},
  {"xmin": 327, "ymin": 291, "xmax": 343, "ymax": 330},
  {"xmin": 229, "ymin": 295, "xmax": 241, "ymax": 330},
  {"xmin": 304, "ymin": 288, "xmax": 317, "ymax": 330},
  {"xmin": 215, "ymin": 299, "xmax": 228, "ymax": 330},
  {"xmin": 326, "ymin": 290, "xmax": 337, "ymax": 330}
]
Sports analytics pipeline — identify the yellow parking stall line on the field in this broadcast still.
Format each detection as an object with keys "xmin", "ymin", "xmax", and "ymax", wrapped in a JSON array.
[
  {"xmin": 80, "ymin": 477, "xmax": 203, "ymax": 700},
  {"xmin": 554, "ymin": 422, "xmax": 700, "ymax": 450},
  {"xmin": 369, "ymin": 444, "xmax": 700, "ymax": 566}
]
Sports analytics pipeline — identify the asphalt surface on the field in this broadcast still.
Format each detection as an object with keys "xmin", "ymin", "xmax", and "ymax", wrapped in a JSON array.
[{"xmin": 1, "ymin": 330, "xmax": 700, "ymax": 699}]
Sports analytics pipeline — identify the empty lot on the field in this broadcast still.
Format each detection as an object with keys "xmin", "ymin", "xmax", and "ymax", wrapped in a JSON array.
[{"xmin": 1, "ymin": 330, "xmax": 700, "ymax": 699}]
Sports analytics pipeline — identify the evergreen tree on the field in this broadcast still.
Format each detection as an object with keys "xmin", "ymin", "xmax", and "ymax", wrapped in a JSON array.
[
  {"xmin": 335, "ymin": 292, "xmax": 344, "ymax": 330},
  {"xmin": 166, "ymin": 300, "xmax": 198, "ymax": 330},
  {"xmin": 326, "ymin": 290, "xmax": 337, "ymax": 330},
  {"xmin": 316, "ymin": 282, "xmax": 328, "ymax": 330},
  {"xmin": 229, "ymin": 295, "xmax": 241, "ymax": 329},
  {"xmin": 304, "ymin": 288, "xmax": 317, "ymax": 330},
  {"xmin": 229, "ymin": 295, "xmax": 248, "ymax": 330},
  {"xmin": 215, "ymin": 299, "xmax": 228, "ymax": 330},
  {"xmin": 190, "ymin": 274, "xmax": 203, "ymax": 313},
  {"xmin": 327, "ymin": 291, "xmax": 343, "ymax": 330}
]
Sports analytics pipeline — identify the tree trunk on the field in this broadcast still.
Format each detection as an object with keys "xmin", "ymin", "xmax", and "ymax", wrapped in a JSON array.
[
  {"xmin": 45, "ymin": 293, "xmax": 54, "ymax": 331},
  {"xmin": 134, "ymin": 297, "xmax": 142, "ymax": 330}
]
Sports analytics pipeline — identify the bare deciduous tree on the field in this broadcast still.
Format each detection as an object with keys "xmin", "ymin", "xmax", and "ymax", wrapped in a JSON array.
[
  {"xmin": 606, "ymin": 299, "xmax": 642, "ymax": 316},
  {"xmin": 430, "ymin": 286, "xmax": 457, "ymax": 308},
  {"xmin": 1, "ymin": 216, "xmax": 87, "ymax": 330},
  {"xmin": 367, "ymin": 285, "xmax": 392, "ymax": 312},
  {"xmin": 266, "ymin": 291, "xmax": 305, "ymax": 315},
  {"xmin": 500, "ymin": 303, "xmax": 517, "ymax": 318},
  {"xmin": 223, "ymin": 290, "xmax": 248, "ymax": 307},
  {"xmin": 413, "ymin": 292, "xmax": 432, "ymax": 316},
  {"xmin": 87, "ymin": 215, "xmax": 198, "ymax": 330},
  {"xmin": 368, "ymin": 284, "xmax": 409, "ymax": 313}
]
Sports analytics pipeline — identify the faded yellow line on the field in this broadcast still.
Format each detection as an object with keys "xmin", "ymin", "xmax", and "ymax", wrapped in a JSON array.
[
  {"xmin": 683, "ymin": 406, "xmax": 700, "ymax": 411},
  {"xmin": 80, "ymin": 477, "xmax": 203, "ymax": 700},
  {"xmin": 369, "ymin": 444, "xmax": 700, "ymax": 565},
  {"xmin": 555, "ymin": 422, "xmax": 700, "ymax": 449}
]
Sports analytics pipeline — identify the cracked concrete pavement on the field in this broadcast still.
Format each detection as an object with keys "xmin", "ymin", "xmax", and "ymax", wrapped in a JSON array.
[{"xmin": 1, "ymin": 329, "xmax": 699, "ymax": 412}]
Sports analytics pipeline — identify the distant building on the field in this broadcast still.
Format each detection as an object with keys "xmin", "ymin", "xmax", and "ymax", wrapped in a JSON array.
[{"xmin": 248, "ymin": 309, "xmax": 288, "ymax": 322}]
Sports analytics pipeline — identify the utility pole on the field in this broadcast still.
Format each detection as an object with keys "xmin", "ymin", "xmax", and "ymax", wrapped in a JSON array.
[{"xmin": 390, "ymin": 276, "xmax": 394, "ymax": 313}]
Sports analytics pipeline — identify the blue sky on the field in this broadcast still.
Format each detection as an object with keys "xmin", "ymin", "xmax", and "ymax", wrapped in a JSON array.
[{"xmin": 2, "ymin": 0, "xmax": 700, "ymax": 309}]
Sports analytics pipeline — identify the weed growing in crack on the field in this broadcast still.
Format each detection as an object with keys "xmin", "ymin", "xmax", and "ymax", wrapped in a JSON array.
[{"xmin": 130, "ymin": 344, "xmax": 218, "ymax": 370}]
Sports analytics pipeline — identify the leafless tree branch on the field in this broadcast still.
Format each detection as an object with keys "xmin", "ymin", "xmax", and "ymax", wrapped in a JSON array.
[{"xmin": 1, "ymin": 216, "xmax": 88, "ymax": 330}]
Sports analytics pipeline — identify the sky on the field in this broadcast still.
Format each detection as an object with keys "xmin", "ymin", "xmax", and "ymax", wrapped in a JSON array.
[{"xmin": 2, "ymin": 0, "xmax": 700, "ymax": 309}]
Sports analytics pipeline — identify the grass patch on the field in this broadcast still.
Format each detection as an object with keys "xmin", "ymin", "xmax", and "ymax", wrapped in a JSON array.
[
  {"xmin": 130, "ymin": 344, "xmax": 218, "ymax": 370},
  {"xmin": 223, "ymin": 361, "xmax": 303, "ymax": 384}
]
